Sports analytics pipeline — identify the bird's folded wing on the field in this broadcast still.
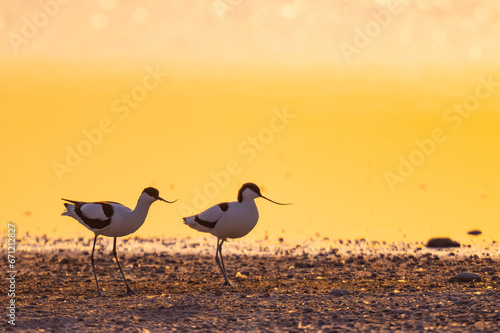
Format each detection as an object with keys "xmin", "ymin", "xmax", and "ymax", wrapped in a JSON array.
[
  {"xmin": 196, "ymin": 203, "xmax": 226, "ymax": 224},
  {"xmin": 79, "ymin": 203, "xmax": 113, "ymax": 221}
]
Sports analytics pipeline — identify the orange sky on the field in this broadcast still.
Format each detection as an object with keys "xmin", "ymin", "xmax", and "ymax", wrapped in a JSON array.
[
  {"xmin": 1, "ymin": 1, "xmax": 499, "ymax": 65},
  {"xmin": 1, "ymin": 1, "xmax": 499, "ymax": 242}
]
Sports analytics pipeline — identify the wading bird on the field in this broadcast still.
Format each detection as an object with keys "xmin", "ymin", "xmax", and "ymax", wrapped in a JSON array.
[
  {"xmin": 62, "ymin": 187, "xmax": 176, "ymax": 296},
  {"xmin": 183, "ymin": 183, "xmax": 291, "ymax": 286}
]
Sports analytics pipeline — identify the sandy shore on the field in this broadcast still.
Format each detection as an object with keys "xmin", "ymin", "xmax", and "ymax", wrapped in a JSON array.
[{"xmin": 5, "ymin": 236, "xmax": 500, "ymax": 332}]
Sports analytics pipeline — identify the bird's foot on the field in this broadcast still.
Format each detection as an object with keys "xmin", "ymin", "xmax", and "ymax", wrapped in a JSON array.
[
  {"xmin": 126, "ymin": 287, "xmax": 137, "ymax": 295},
  {"xmin": 222, "ymin": 281, "xmax": 233, "ymax": 287}
]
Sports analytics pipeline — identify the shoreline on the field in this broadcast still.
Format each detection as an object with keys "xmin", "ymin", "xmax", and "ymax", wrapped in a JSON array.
[{"xmin": 5, "ymin": 234, "xmax": 500, "ymax": 254}]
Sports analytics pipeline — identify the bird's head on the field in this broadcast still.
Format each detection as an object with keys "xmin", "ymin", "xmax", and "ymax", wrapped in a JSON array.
[
  {"xmin": 237, "ymin": 183, "xmax": 292, "ymax": 205},
  {"xmin": 141, "ymin": 187, "xmax": 177, "ymax": 204}
]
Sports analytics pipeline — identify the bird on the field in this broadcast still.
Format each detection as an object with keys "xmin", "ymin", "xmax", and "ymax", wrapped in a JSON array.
[
  {"xmin": 183, "ymin": 182, "xmax": 291, "ymax": 286},
  {"xmin": 61, "ymin": 187, "xmax": 176, "ymax": 296}
]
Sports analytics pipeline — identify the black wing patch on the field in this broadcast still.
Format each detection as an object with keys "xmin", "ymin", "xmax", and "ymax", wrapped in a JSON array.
[
  {"xmin": 218, "ymin": 202, "xmax": 229, "ymax": 211},
  {"xmin": 195, "ymin": 215, "xmax": 217, "ymax": 229},
  {"xmin": 194, "ymin": 203, "xmax": 230, "ymax": 229},
  {"xmin": 100, "ymin": 202, "xmax": 114, "ymax": 218},
  {"xmin": 74, "ymin": 202, "xmax": 113, "ymax": 230}
]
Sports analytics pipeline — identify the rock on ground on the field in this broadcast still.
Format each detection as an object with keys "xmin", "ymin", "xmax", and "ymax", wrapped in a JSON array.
[
  {"xmin": 426, "ymin": 237, "xmax": 460, "ymax": 248},
  {"xmin": 449, "ymin": 272, "xmax": 482, "ymax": 283}
]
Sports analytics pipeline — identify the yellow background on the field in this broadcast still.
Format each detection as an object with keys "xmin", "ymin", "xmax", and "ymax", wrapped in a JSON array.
[{"xmin": 1, "ymin": 1, "xmax": 499, "ymax": 242}]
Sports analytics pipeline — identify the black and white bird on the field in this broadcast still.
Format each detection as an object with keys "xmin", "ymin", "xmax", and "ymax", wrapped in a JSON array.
[
  {"xmin": 183, "ymin": 183, "xmax": 291, "ymax": 286},
  {"xmin": 61, "ymin": 187, "xmax": 176, "ymax": 296}
]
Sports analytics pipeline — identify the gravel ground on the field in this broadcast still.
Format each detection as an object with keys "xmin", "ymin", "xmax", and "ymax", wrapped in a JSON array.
[{"xmin": 5, "ymin": 236, "xmax": 500, "ymax": 332}]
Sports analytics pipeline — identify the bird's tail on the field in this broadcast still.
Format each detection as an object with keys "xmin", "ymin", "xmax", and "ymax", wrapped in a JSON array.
[
  {"xmin": 183, "ymin": 216, "xmax": 196, "ymax": 228},
  {"xmin": 61, "ymin": 198, "xmax": 77, "ymax": 216},
  {"xmin": 62, "ymin": 198, "xmax": 79, "ymax": 204},
  {"xmin": 182, "ymin": 216, "xmax": 210, "ymax": 233}
]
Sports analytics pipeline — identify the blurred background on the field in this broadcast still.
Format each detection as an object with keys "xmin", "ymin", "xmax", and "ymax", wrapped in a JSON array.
[{"xmin": 1, "ymin": 0, "xmax": 499, "ymax": 242}]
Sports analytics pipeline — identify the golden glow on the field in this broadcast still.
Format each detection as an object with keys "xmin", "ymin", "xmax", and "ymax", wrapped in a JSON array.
[{"xmin": 1, "ymin": 1, "xmax": 499, "ymax": 242}]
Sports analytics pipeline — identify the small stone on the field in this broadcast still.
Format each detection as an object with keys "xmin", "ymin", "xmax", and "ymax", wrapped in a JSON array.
[
  {"xmin": 390, "ymin": 309, "xmax": 413, "ymax": 316},
  {"xmin": 481, "ymin": 267, "xmax": 496, "ymax": 274},
  {"xmin": 426, "ymin": 237, "xmax": 460, "ymax": 248},
  {"xmin": 449, "ymin": 272, "xmax": 481, "ymax": 283},
  {"xmin": 330, "ymin": 289, "xmax": 352, "ymax": 296},
  {"xmin": 294, "ymin": 262, "xmax": 316, "ymax": 269},
  {"xmin": 214, "ymin": 290, "xmax": 223, "ymax": 297}
]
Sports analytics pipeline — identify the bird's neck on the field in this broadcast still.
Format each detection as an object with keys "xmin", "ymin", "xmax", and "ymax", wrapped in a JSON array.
[
  {"xmin": 240, "ymin": 198, "xmax": 257, "ymax": 206},
  {"xmin": 131, "ymin": 200, "xmax": 153, "ymax": 220}
]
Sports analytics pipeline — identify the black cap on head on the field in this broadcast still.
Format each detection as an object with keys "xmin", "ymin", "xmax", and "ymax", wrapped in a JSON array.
[
  {"xmin": 237, "ymin": 182, "xmax": 292, "ymax": 205},
  {"xmin": 142, "ymin": 187, "xmax": 178, "ymax": 203},
  {"xmin": 143, "ymin": 187, "xmax": 160, "ymax": 199},
  {"xmin": 237, "ymin": 183, "xmax": 261, "ymax": 202}
]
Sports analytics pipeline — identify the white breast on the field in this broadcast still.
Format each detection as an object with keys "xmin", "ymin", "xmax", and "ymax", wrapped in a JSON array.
[
  {"xmin": 99, "ymin": 204, "xmax": 146, "ymax": 237},
  {"xmin": 212, "ymin": 201, "xmax": 259, "ymax": 239}
]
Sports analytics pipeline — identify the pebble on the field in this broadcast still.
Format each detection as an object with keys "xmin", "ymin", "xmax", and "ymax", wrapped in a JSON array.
[
  {"xmin": 294, "ymin": 262, "xmax": 316, "ymax": 269},
  {"xmin": 426, "ymin": 237, "xmax": 460, "ymax": 248},
  {"xmin": 330, "ymin": 289, "xmax": 352, "ymax": 296},
  {"xmin": 481, "ymin": 267, "xmax": 496, "ymax": 274},
  {"xmin": 467, "ymin": 230, "xmax": 482, "ymax": 236},
  {"xmin": 449, "ymin": 272, "xmax": 481, "ymax": 283},
  {"xmin": 390, "ymin": 309, "xmax": 413, "ymax": 316}
]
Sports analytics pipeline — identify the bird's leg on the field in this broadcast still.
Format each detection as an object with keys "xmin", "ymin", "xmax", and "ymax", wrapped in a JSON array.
[
  {"xmin": 214, "ymin": 238, "xmax": 224, "ymax": 279},
  {"xmin": 112, "ymin": 237, "xmax": 135, "ymax": 295},
  {"xmin": 219, "ymin": 239, "xmax": 230, "ymax": 285},
  {"xmin": 215, "ymin": 238, "xmax": 232, "ymax": 286},
  {"xmin": 90, "ymin": 234, "xmax": 102, "ymax": 296}
]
